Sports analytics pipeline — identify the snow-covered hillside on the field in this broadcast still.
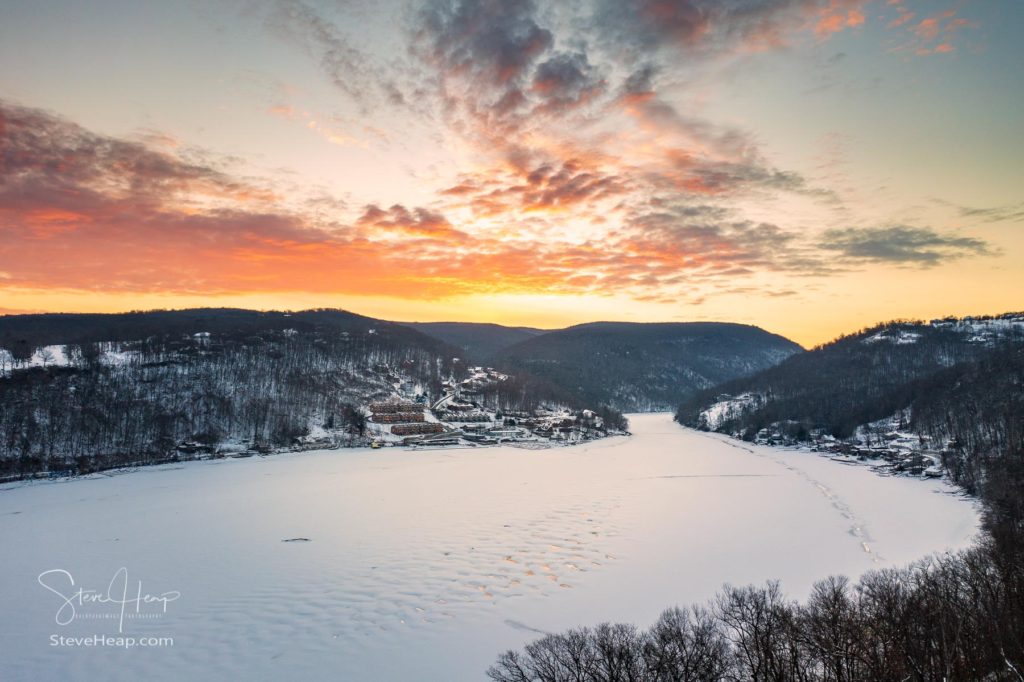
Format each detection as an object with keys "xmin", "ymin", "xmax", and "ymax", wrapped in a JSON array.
[
  {"xmin": 861, "ymin": 313, "xmax": 1024, "ymax": 346},
  {"xmin": 0, "ymin": 343, "xmax": 142, "ymax": 373},
  {"xmin": 699, "ymin": 392, "xmax": 763, "ymax": 430},
  {"xmin": 930, "ymin": 313, "xmax": 1024, "ymax": 343}
]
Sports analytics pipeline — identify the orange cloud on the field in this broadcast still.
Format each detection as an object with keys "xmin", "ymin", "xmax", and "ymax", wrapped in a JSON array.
[
  {"xmin": 356, "ymin": 204, "xmax": 468, "ymax": 241},
  {"xmin": 887, "ymin": 9, "xmax": 915, "ymax": 29},
  {"xmin": 888, "ymin": 6, "xmax": 975, "ymax": 56},
  {"xmin": 3, "ymin": 100, "xmax": 815, "ymax": 304},
  {"xmin": 814, "ymin": 1, "xmax": 869, "ymax": 38},
  {"xmin": 915, "ymin": 11, "xmax": 955, "ymax": 41}
]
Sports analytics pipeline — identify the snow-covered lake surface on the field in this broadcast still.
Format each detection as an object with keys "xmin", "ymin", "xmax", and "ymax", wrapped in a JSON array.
[{"xmin": 1, "ymin": 413, "xmax": 979, "ymax": 681}]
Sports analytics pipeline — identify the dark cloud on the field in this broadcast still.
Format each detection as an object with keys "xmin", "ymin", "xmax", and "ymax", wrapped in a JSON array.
[
  {"xmin": 265, "ymin": 0, "xmax": 410, "ymax": 112},
  {"xmin": 519, "ymin": 160, "xmax": 628, "ymax": 210},
  {"xmin": 410, "ymin": 0, "xmax": 837, "ymax": 213},
  {"xmin": 531, "ymin": 51, "xmax": 606, "ymax": 113},
  {"xmin": 621, "ymin": 63, "xmax": 659, "ymax": 98},
  {"xmin": 417, "ymin": 0, "xmax": 552, "ymax": 84},
  {"xmin": 618, "ymin": 204, "xmax": 830, "ymax": 275},
  {"xmin": 0, "ymin": 99, "xmax": 348, "ymax": 292},
  {"xmin": 826, "ymin": 51, "xmax": 847, "ymax": 65},
  {"xmin": 957, "ymin": 202, "xmax": 1024, "ymax": 224},
  {"xmin": 590, "ymin": 0, "xmax": 788, "ymax": 59},
  {"xmin": 623, "ymin": 91, "xmax": 761, "ymax": 163},
  {"xmin": 646, "ymin": 144, "xmax": 836, "ymax": 201},
  {"xmin": 356, "ymin": 204, "xmax": 467, "ymax": 240},
  {"xmin": 666, "ymin": 158, "xmax": 809, "ymax": 196},
  {"xmin": 438, "ymin": 157, "xmax": 629, "ymax": 216},
  {"xmin": 416, "ymin": 0, "xmax": 554, "ymax": 128},
  {"xmin": 0, "ymin": 100, "xmax": 274, "ymax": 210},
  {"xmin": 588, "ymin": 0, "xmax": 875, "ymax": 63},
  {"xmin": 820, "ymin": 226, "xmax": 993, "ymax": 266}
]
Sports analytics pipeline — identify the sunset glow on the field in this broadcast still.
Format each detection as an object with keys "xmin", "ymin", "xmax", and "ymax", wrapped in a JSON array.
[{"xmin": 1, "ymin": 0, "xmax": 1021, "ymax": 345}]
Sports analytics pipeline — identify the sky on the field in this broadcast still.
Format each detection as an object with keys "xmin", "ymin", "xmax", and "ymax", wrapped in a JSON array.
[{"xmin": 0, "ymin": 0, "xmax": 1021, "ymax": 346}]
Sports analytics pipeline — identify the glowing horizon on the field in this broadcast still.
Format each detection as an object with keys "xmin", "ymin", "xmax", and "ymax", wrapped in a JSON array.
[{"xmin": 1, "ymin": 1, "xmax": 1021, "ymax": 348}]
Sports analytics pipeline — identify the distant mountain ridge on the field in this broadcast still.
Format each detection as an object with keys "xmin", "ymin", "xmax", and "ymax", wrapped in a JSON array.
[
  {"xmin": 491, "ymin": 321, "xmax": 803, "ymax": 412},
  {"xmin": 402, "ymin": 321, "xmax": 546, "ymax": 361}
]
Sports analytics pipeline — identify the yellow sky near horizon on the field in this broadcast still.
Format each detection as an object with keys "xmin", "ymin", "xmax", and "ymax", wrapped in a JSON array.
[{"xmin": 3, "ymin": 251, "xmax": 1020, "ymax": 349}]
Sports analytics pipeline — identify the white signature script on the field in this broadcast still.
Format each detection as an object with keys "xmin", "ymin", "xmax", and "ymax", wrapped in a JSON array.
[{"xmin": 38, "ymin": 568, "xmax": 181, "ymax": 633}]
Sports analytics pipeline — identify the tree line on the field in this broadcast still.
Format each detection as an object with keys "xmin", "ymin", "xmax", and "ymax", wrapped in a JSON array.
[
  {"xmin": 488, "ymin": 448, "xmax": 1024, "ymax": 682},
  {"xmin": 0, "ymin": 327, "xmax": 456, "ymax": 478}
]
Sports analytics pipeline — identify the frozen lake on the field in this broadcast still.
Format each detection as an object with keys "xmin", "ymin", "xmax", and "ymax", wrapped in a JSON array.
[{"xmin": 0, "ymin": 413, "xmax": 979, "ymax": 681}]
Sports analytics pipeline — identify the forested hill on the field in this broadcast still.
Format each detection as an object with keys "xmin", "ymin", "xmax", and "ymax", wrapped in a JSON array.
[
  {"xmin": 403, "ymin": 321, "xmax": 546, "ymax": 362},
  {"xmin": 0, "ymin": 308, "xmax": 466, "ymax": 477},
  {"xmin": 493, "ymin": 322, "xmax": 802, "ymax": 412},
  {"xmin": 0, "ymin": 308, "xmax": 443, "ymax": 361},
  {"xmin": 676, "ymin": 313, "xmax": 1024, "ymax": 491}
]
